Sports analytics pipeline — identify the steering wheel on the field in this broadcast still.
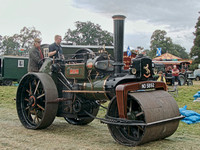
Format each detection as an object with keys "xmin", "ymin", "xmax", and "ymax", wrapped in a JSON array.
[{"xmin": 73, "ymin": 48, "xmax": 96, "ymax": 59}]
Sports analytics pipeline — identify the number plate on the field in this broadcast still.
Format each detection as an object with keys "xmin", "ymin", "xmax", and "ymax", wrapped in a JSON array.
[{"xmin": 140, "ymin": 83, "xmax": 155, "ymax": 89}]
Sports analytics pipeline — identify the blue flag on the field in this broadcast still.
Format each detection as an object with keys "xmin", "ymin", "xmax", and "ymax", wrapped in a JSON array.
[
  {"xmin": 127, "ymin": 46, "xmax": 131, "ymax": 57},
  {"xmin": 156, "ymin": 48, "xmax": 162, "ymax": 56}
]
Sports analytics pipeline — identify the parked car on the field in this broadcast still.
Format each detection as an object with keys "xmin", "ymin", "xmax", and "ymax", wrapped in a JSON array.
[
  {"xmin": 188, "ymin": 69, "xmax": 200, "ymax": 81},
  {"xmin": 194, "ymin": 69, "xmax": 200, "ymax": 81}
]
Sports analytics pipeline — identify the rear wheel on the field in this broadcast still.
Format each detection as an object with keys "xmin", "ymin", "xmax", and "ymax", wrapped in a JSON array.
[
  {"xmin": 187, "ymin": 79, "xmax": 193, "ymax": 86},
  {"xmin": 64, "ymin": 106, "xmax": 99, "ymax": 125},
  {"xmin": 16, "ymin": 73, "xmax": 58, "ymax": 129}
]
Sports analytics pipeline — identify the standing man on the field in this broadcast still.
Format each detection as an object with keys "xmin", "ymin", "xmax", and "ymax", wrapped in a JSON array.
[
  {"xmin": 48, "ymin": 35, "xmax": 64, "ymax": 59},
  {"xmin": 28, "ymin": 38, "xmax": 44, "ymax": 72},
  {"xmin": 172, "ymin": 65, "xmax": 181, "ymax": 86}
]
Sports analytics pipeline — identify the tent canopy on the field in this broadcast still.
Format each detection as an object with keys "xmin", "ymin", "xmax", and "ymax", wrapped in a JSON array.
[{"xmin": 153, "ymin": 52, "xmax": 182, "ymax": 61}]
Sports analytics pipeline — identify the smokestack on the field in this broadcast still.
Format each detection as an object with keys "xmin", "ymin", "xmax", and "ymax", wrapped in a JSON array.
[{"xmin": 112, "ymin": 15, "xmax": 126, "ymax": 74}]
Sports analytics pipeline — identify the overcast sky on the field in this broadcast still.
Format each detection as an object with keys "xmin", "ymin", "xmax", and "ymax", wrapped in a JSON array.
[{"xmin": 0, "ymin": 0, "xmax": 199, "ymax": 52}]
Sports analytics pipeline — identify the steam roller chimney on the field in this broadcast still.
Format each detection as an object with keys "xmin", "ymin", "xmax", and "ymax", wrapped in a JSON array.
[{"xmin": 112, "ymin": 15, "xmax": 126, "ymax": 74}]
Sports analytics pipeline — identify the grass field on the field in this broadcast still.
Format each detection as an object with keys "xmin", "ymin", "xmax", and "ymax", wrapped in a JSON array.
[{"xmin": 0, "ymin": 82, "xmax": 200, "ymax": 150}]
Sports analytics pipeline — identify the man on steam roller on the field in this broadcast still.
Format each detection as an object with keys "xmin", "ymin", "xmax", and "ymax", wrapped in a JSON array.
[{"xmin": 48, "ymin": 35, "xmax": 65, "ymax": 59}]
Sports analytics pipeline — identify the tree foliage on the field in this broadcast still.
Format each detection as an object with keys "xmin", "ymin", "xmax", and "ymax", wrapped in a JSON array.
[
  {"xmin": 64, "ymin": 21, "xmax": 113, "ymax": 45},
  {"xmin": 0, "ymin": 36, "xmax": 20, "ymax": 55},
  {"xmin": 0, "ymin": 35, "xmax": 2, "ymax": 55},
  {"xmin": 190, "ymin": 12, "xmax": 200, "ymax": 69},
  {"xmin": 13, "ymin": 27, "xmax": 41, "ymax": 55},
  {"xmin": 0, "ymin": 35, "xmax": 2, "ymax": 44},
  {"xmin": 0, "ymin": 27, "xmax": 41, "ymax": 56},
  {"xmin": 149, "ymin": 30, "xmax": 189, "ymax": 59}
]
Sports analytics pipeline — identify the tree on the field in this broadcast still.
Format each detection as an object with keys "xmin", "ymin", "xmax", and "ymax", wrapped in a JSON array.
[
  {"xmin": 0, "ymin": 27, "xmax": 41, "ymax": 56},
  {"xmin": 173, "ymin": 44, "xmax": 188, "ymax": 59},
  {"xmin": 0, "ymin": 35, "xmax": 2, "ymax": 55},
  {"xmin": 64, "ymin": 21, "xmax": 113, "ymax": 45},
  {"xmin": 149, "ymin": 30, "xmax": 172, "ymax": 58},
  {"xmin": 0, "ymin": 36, "xmax": 20, "ymax": 55},
  {"xmin": 143, "ymin": 49, "xmax": 150, "ymax": 56},
  {"xmin": 190, "ymin": 12, "xmax": 200, "ymax": 69},
  {"xmin": 14, "ymin": 27, "xmax": 41, "ymax": 55},
  {"xmin": 149, "ymin": 29, "xmax": 189, "ymax": 59},
  {"xmin": 0, "ymin": 35, "xmax": 2, "ymax": 44}
]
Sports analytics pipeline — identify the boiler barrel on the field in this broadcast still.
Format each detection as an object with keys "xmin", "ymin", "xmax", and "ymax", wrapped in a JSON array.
[{"xmin": 79, "ymin": 77, "xmax": 110, "ymax": 101}]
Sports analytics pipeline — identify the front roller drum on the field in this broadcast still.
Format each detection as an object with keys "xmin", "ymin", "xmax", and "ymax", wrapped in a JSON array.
[
  {"xmin": 107, "ymin": 90, "xmax": 180, "ymax": 146},
  {"xmin": 16, "ymin": 73, "xmax": 58, "ymax": 129}
]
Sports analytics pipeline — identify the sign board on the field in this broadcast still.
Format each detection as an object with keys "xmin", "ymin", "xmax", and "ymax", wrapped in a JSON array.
[{"xmin": 18, "ymin": 60, "xmax": 24, "ymax": 68}]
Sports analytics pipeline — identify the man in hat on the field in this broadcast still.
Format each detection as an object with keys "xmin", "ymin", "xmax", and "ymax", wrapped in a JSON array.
[
  {"xmin": 28, "ymin": 38, "xmax": 44, "ymax": 72},
  {"xmin": 48, "ymin": 35, "xmax": 64, "ymax": 59}
]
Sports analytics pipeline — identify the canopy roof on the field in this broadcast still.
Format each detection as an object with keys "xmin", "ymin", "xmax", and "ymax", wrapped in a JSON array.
[{"xmin": 153, "ymin": 52, "xmax": 182, "ymax": 61}]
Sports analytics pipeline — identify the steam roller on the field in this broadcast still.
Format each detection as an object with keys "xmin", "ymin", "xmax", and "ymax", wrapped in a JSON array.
[{"xmin": 15, "ymin": 14, "xmax": 183, "ymax": 147}]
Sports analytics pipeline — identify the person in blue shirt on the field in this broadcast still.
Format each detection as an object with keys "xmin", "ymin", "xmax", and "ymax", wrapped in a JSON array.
[{"xmin": 48, "ymin": 35, "xmax": 64, "ymax": 59}]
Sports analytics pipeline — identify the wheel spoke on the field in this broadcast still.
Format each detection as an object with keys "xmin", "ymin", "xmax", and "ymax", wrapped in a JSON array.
[
  {"xmin": 129, "ymin": 100, "xmax": 132, "ymax": 112},
  {"xmin": 29, "ymin": 82, "xmax": 32, "ymax": 95},
  {"xmin": 26, "ymin": 90, "xmax": 31, "ymax": 95},
  {"xmin": 34, "ymin": 79, "xmax": 37, "ymax": 86},
  {"xmin": 137, "ymin": 128, "xmax": 140, "ymax": 138},
  {"xmin": 37, "ymin": 93, "xmax": 45, "ymax": 99},
  {"xmin": 25, "ymin": 106, "xmax": 29, "ymax": 110},
  {"xmin": 33, "ymin": 115, "xmax": 36, "ymax": 123},
  {"xmin": 28, "ymin": 110, "xmax": 31, "ymax": 118},
  {"xmin": 24, "ymin": 98, "xmax": 29, "ymax": 102},
  {"xmin": 36, "ymin": 115, "xmax": 40, "ymax": 123},
  {"xmin": 137, "ymin": 126, "xmax": 144, "ymax": 131},
  {"xmin": 37, "ymin": 104, "xmax": 45, "ymax": 111},
  {"xmin": 136, "ymin": 111, "xmax": 144, "ymax": 117},
  {"xmin": 33, "ymin": 110, "xmax": 37, "ymax": 124},
  {"xmin": 128, "ymin": 126, "xmax": 131, "ymax": 135},
  {"xmin": 34, "ymin": 80, "xmax": 41, "ymax": 95}
]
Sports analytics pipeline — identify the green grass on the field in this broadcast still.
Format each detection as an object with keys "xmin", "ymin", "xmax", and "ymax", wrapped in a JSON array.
[
  {"xmin": 0, "ymin": 86, "xmax": 17, "ymax": 109},
  {"xmin": 175, "ymin": 83, "xmax": 200, "ymax": 111},
  {"xmin": 0, "ymin": 82, "xmax": 200, "ymax": 149},
  {"xmin": 172, "ymin": 82, "xmax": 200, "ymax": 137}
]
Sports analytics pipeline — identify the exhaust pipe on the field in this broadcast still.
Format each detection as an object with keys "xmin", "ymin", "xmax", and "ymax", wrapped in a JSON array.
[{"xmin": 112, "ymin": 15, "xmax": 126, "ymax": 74}]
